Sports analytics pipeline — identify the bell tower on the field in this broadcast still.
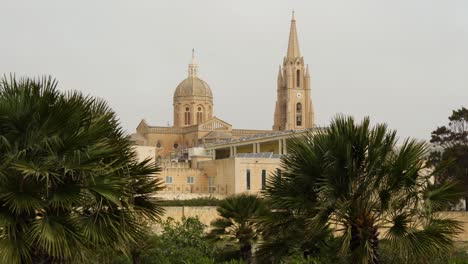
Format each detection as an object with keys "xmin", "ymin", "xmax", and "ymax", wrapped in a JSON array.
[{"xmin": 273, "ymin": 12, "xmax": 314, "ymax": 131}]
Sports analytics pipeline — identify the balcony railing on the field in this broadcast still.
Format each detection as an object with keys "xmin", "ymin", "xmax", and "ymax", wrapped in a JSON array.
[{"xmin": 159, "ymin": 184, "xmax": 228, "ymax": 195}]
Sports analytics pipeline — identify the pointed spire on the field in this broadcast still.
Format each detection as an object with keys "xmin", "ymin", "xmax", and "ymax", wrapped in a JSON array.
[
  {"xmin": 188, "ymin": 48, "xmax": 198, "ymax": 78},
  {"xmin": 286, "ymin": 10, "xmax": 301, "ymax": 58},
  {"xmin": 277, "ymin": 65, "xmax": 283, "ymax": 81}
]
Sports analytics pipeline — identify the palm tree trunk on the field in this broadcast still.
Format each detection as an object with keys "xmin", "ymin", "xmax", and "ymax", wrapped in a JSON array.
[
  {"xmin": 240, "ymin": 243, "xmax": 252, "ymax": 263},
  {"xmin": 32, "ymin": 249, "xmax": 55, "ymax": 264},
  {"xmin": 350, "ymin": 225, "xmax": 380, "ymax": 264},
  {"xmin": 131, "ymin": 251, "xmax": 142, "ymax": 264},
  {"xmin": 369, "ymin": 226, "xmax": 380, "ymax": 264}
]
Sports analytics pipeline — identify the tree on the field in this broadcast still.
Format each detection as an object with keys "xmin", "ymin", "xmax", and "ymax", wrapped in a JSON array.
[
  {"xmin": 263, "ymin": 115, "xmax": 462, "ymax": 264},
  {"xmin": 256, "ymin": 208, "xmax": 339, "ymax": 264},
  {"xmin": 148, "ymin": 217, "xmax": 216, "ymax": 264},
  {"xmin": 125, "ymin": 217, "xmax": 216, "ymax": 264},
  {"xmin": 429, "ymin": 107, "xmax": 468, "ymax": 209},
  {"xmin": 89, "ymin": 216, "xmax": 248, "ymax": 264},
  {"xmin": 209, "ymin": 194, "xmax": 267, "ymax": 262},
  {"xmin": 0, "ymin": 76, "xmax": 164, "ymax": 263}
]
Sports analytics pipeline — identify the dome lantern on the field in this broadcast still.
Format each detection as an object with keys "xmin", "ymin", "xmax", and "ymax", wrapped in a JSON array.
[{"xmin": 173, "ymin": 50, "xmax": 214, "ymax": 128}]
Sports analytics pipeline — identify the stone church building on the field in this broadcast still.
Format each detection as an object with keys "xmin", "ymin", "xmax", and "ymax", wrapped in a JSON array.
[
  {"xmin": 132, "ymin": 49, "xmax": 274, "ymax": 158},
  {"xmin": 273, "ymin": 12, "xmax": 314, "ymax": 131},
  {"xmin": 133, "ymin": 13, "xmax": 319, "ymax": 197}
]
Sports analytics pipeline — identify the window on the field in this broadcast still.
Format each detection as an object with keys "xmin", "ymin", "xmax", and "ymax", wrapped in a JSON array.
[
  {"xmin": 166, "ymin": 176, "xmax": 173, "ymax": 184},
  {"xmin": 197, "ymin": 106, "xmax": 203, "ymax": 124},
  {"xmin": 156, "ymin": 141, "xmax": 162, "ymax": 148},
  {"xmin": 184, "ymin": 107, "xmax": 191, "ymax": 125},
  {"xmin": 296, "ymin": 102, "xmax": 302, "ymax": 126},
  {"xmin": 208, "ymin": 176, "xmax": 215, "ymax": 193},
  {"xmin": 296, "ymin": 69, "xmax": 301, "ymax": 87},
  {"xmin": 173, "ymin": 143, "xmax": 179, "ymax": 149},
  {"xmin": 187, "ymin": 176, "xmax": 194, "ymax": 184},
  {"xmin": 261, "ymin": 170, "xmax": 267, "ymax": 190},
  {"xmin": 246, "ymin": 169, "xmax": 251, "ymax": 191}
]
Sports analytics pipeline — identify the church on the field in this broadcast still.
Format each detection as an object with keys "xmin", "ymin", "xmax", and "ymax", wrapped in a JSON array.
[{"xmin": 133, "ymin": 13, "xmax": 319, "ymax": 197}]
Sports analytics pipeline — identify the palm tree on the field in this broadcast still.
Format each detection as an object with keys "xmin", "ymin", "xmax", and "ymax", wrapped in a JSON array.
[
  {"xmin": 262, "ymin": 115, "xmax": 462, "ymax": 264},
  {"xmin": 209, "ymin": 194, "xmax": 266, "ymax": 262},
  {"xmin": 256, "ymin": 210, "xmax": 337, "ymax": 263},
  {"xmin": 0, "ymin": 76, "xmax": 164, "ymax": 263}
]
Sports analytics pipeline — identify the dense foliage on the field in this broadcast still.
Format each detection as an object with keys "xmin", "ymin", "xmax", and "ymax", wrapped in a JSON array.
[
  {"xmin": 209, "ymin": 194, "xmax": 267, "ymax": 262},
  {"xmin": 89, "ymin": 215, "xmax": 468, "ymax": 264},
  {"xmin": 159, "ymin": 196, "xmax": 221, "ymax": 207},
  {"xmin": 428, "ymin": 107, "xmax": 468, "ymax": 209},
  {"xmin": 91, "ymin": 217, "xmax": 247, "ymax": 264},
  {"xmin": 0, "ymin": 76, "xmax": 164, "ymax": 263},
  {"xmin": 261, "ymin": 115, "xmax": 462, "ymax": 264},
  {"xmin": 133, "ymin": 218, "xmax": 215, "ymax": 264}
]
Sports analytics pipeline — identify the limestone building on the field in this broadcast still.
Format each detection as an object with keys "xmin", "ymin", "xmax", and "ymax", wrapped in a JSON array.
[
  {"xmin": 133, "ymin": 13, "xmax": 319, "ymax": 197},
  {"xmin": 173, "ymin": 50, "xmax": 213, "ymax": 128},
  {"xmin": 273, "ymin": 12, "xmax": 314, "ymax": 131},
  {"xmin": 132, "ymin": 49, "xmax": 271, "ymax": 159}
]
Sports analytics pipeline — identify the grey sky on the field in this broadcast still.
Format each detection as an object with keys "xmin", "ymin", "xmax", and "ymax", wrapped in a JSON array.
[{"xmin": 1, "ymin": 0, "xmax": 467, "ymax": 140}]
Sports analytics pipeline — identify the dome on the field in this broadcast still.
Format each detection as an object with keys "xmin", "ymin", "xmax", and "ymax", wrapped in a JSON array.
[{"xmin": 173, "ymin": 77, "xmax": 213, "ymax": 98}]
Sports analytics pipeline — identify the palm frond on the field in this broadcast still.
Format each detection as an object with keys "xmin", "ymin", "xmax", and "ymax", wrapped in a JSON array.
[
  {"xmin": 0, "ymin": 76, "xmax": 164, "ymax": 263},
  {"xmin": 262, "ymin": 115, "xmax": 461, "ymax": 263}
]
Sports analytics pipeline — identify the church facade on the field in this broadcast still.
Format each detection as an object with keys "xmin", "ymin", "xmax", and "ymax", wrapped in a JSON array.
[
  {"xmin": 133, "ymin": 13, "xmax": 318, "ymax": 197},
  {"xmin": 132, "ymin": 49, "xmax": 272, "ymax": 159}
]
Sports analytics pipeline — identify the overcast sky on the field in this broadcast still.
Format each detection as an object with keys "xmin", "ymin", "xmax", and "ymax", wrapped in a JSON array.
[{"xmin": 1, "ymin": 0, "xmax": 467, "ymax": 140}]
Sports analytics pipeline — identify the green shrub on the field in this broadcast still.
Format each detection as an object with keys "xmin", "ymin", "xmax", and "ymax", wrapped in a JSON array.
[
  {"xmin": 379, "ymin": 240, "xmax": 468, "ymax": 264},
  {"xmin": 88, "ymin": 217, "xmax": 217, "ymax": 264},
  {"xmin": 158, "ymin": 196, "xmax": 222, "ymax": 206},
  {"xmin": 139, "ymin": 217, "xmax": 215, "ymax": 263}
]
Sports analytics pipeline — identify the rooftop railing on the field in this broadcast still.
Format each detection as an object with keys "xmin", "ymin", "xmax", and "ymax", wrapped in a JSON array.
[{"xmin": 159, "ymin": 184, "xmax": 228, "ymax": 195}]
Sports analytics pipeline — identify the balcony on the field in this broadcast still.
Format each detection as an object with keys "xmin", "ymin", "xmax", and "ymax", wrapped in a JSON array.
[{"xmin": 159, "ymin": 184, "xmax": 228, "ymax": 195}]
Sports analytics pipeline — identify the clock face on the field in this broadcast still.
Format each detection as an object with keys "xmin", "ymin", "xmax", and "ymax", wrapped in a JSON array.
[{"xmin": 296, "ymin": 92, "xmax": 302, "ymax": 98}]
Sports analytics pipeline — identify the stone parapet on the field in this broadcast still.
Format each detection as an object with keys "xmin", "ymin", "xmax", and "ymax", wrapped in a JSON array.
[{"xmin": 155, "ymin": 207, "xmax": 468, "ymax": 242}]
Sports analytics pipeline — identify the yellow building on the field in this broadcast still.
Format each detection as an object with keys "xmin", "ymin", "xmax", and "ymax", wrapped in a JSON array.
[
  {"xmin": 133, "ymin": 13, "xmax": 320, "ymax": 198},
  {"xmin": 131, "ymin": 49, "xmax": 271, "ymax": 159}
]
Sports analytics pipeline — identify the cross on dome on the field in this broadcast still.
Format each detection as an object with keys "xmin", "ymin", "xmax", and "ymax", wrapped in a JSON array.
[{"xmin": 188, "ymin": 49, "xmax": 198, "ymax": 77}]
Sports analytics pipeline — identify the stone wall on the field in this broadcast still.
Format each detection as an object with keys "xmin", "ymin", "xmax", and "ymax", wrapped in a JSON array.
[
  {"xmin": 441, "ymin": 211, "xmax": 468, "ymax": 241},
  {"xmin": 161, "ymin": 206, "xmax": 219, "ymax": 226},
  {"xmin": 160, "ymin": 207, "xmax": 468, "ymax": 242},
  {"xmin": 155, "ymin": 193, "xmax": 226, "ymax": 200}
]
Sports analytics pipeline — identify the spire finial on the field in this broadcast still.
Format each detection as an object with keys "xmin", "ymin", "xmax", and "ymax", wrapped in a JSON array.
[
  {"xmin": 191, "ymin": 48, "xmax": 197, "ymax": 65},
  {"xmin": 188, "ymin": 49, "xmax": 198, "ymax": 78},
  {"xmin": 286, "ymin": 11, "xmax": 301, "ymax": 58}
]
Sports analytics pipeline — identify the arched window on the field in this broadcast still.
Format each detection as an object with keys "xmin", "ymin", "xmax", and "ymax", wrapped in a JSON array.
[
  {"xmin": 197, "ymin": 106, "xmax": 203, "ymax": 124},
  {"xmin": 296, "ymin": 69, "xmax": 301, "ymax": 87},
  {"xmin": 184, "ymin": 107, "xmax": 190, "ymax": 125},
  {"xmin": 296, "ymin": 103, "xmax": 302, "ymax": 126}
]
